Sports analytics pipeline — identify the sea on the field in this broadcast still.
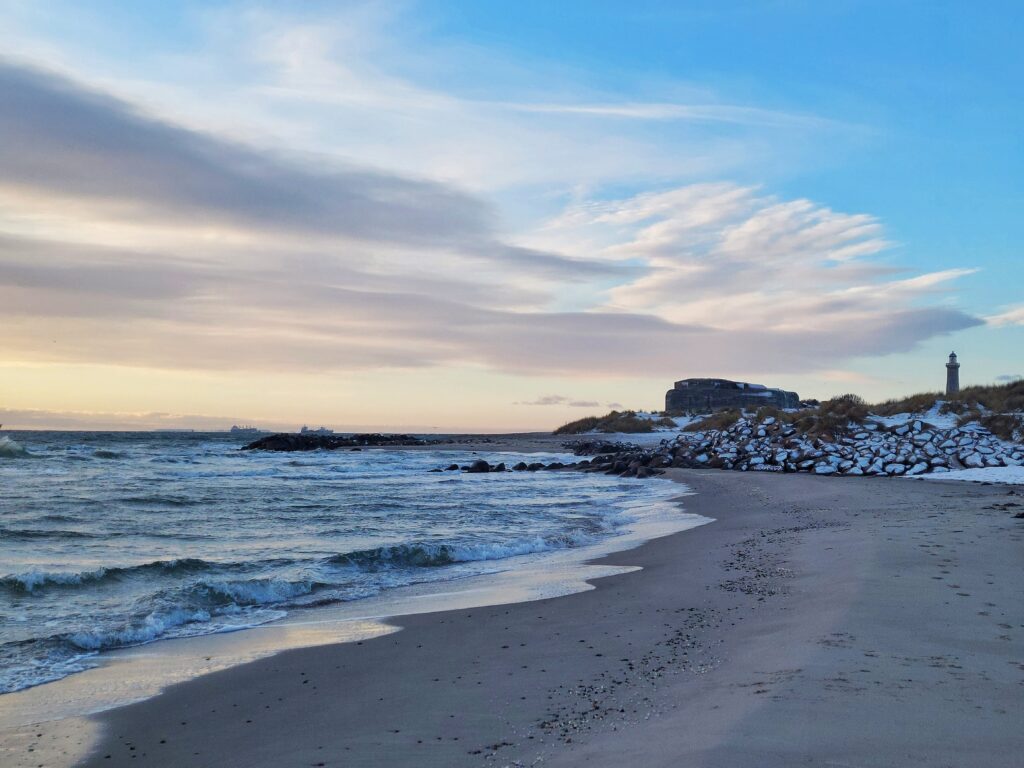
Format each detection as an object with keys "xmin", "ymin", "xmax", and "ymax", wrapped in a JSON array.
[{"xmin": 0, "ymin": 431, "xmax": 685, "ymax": 695}]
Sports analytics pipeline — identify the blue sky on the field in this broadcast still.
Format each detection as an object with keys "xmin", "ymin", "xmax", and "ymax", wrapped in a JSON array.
[{"xmin": 0, "ymin": 1, "xmax": 1020, "ymax": 430}]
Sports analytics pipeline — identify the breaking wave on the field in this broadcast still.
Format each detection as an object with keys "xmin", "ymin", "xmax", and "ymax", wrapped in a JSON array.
[
  {"xmin": 198, "ymin": 578, "xmax": 319, "ymax": 606},
  {"xmin": 331, "ymin": 533, "xmax": 595, "ymax": 570},
  {"xmin": 68, "ymin": 607, "xmax": 213, "ymax": 651},
  {"xmin": 0, "ymin": 436, "xmax": 31, "ymax": 458},
  {"xmin": 2, "ymin": 558, "xmax": 219, "ymax": 593}
]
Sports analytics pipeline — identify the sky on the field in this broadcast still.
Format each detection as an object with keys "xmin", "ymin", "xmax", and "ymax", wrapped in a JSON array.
[{"xmin": 0, "ymin": 0, "xmax": 1021, "ymax": 432}]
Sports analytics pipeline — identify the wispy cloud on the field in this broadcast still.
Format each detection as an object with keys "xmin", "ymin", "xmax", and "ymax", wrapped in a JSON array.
[
  {"xmin": 986, "ymin": 305, "xmax": 1024, "ymax": 327},
  {"xmin": 515, "ymin": 395, "xmax": 600, "ymax": 407},
  {"xmin": 493, "ymin": 101, "xmax": 835, "ymax": 129},
  {"xmin": 0, "ymin": 59, "xmax": 613, "ymax": 281}
]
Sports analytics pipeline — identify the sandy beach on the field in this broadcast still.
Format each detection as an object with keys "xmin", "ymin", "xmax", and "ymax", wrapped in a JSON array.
[{"xmin": 7, "ymin": 469, "xmax": 1022, "ymax": 768}]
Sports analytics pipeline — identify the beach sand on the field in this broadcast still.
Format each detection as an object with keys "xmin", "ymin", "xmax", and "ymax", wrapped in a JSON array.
[{"xmin": 11, "ymin": 470, "xmax": 1024, "ymax": 767}]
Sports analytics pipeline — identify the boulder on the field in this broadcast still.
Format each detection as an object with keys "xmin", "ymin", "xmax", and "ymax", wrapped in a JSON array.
[{"xmin": 962, "ymin": 453, "xmax": 985, "ymax": 469}]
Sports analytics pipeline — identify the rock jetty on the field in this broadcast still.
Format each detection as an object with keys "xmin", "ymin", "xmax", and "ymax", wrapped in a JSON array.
[
  {"xmin": 569, "ymin": 415, "xmax": 1023, "ymax": 479},
  {"xmin": 243, "ymin": 433, "xmax": 430, "ymax": 451},
  {"xmin": 432, "ymin": 459, "xmax": 575, "ymax": 473}
]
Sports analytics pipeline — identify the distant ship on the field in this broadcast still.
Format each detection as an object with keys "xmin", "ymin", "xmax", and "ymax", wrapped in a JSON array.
[
  {"xmin": 229, "ymin": 425, "xmax": 263, "ymax": 434},
  {"xmin": 299, "ymin": 425, "xmax": 334, "ymax": 435}
]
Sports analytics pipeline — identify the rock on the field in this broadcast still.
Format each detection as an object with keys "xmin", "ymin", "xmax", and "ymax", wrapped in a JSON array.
[
  {"xmin": 492, "ymin": 462, "xmax": 507, "ymax": 472},
  {"xmin": 907, "ymin": 462, "xmax": 930, "ymax": 476},
  {"xmin": 445, "ymin": 464, "xmax": 460, "ymax": 471},
  {"xmin": 466, "ymin": 460, "xmax": 490, "ymax": 473},
  {"xmin": 565, "ymin": 440, "xmax": 639, "ymax": 456},
  {"xmin": 814, "ymin": 464, "xmax": 836, "ymax": 475},
  {"xmin": 962, "ymin": 453, "xmax": 985, "ymax": 469},
  {"xmin": 512, "ymin": 462, "xmax": 528, "ymax": 471},
  {"xmin": 885, "ymin": 463, "xmax": 906, "ymax": 475}
]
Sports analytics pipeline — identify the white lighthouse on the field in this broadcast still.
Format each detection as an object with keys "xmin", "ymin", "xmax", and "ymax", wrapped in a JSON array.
[{"xmin": 945, "ymin": 352, "xmax": 960, "ymax": 396}]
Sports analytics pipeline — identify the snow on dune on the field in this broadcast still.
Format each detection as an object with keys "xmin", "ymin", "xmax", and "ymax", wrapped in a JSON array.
[
  {"xmin": 873, "ymin": 402, "xmax": 959, "ymax": 431},
  {"xmin": 920, "ymin": 465, "xmax": 1024, "ymax": 485}
]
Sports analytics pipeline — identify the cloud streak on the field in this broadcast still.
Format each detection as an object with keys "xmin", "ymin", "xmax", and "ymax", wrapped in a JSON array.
[
  {"xmin": 515, "ymin": 396, "xmax": 601, "ymax": 407},
  {"xmin": 986, "ymin": 305, "xmax": 1024, "ymax": 327},
  {"xmin": 0, "ymin": 59, "xmax": 611, "ymax": 280}
]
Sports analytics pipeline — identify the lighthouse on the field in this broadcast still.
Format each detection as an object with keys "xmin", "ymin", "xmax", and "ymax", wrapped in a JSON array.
[{"xmin": 945, "ymin": 352, "xmax": 960, "ymax": 396}]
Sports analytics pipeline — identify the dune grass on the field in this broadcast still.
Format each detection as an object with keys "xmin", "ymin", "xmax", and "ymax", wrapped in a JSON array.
[
  {"xmin": 681, "ymin": 409, "xmax": 743, "ymax": 432},
  {"xmin": 553, "ymin": 410, "xmax": 676, "ymax": 435}
]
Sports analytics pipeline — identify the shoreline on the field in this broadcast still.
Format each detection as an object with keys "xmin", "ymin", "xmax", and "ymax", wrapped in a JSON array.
[
  {"xmin": 0, "ymin": 439, "xmax": 681, "ymax": 700},
  {"xmin": 6, "ymin": 470, "xmax": 1023, "ymax": 767}
]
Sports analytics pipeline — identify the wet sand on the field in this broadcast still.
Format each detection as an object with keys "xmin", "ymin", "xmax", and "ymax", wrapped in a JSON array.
[{"xmin": 14, "ymin": 470, "xmax": 1024, "ymax": 767}]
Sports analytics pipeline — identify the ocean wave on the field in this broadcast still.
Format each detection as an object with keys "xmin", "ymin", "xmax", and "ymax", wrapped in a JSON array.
[
  {"xmin": 68, "ymin": 607, "xmax": 213, "ymax": 651},
  {"xmin": 92, "ymin": 449, "xmax": 124, "ymax": 459},
  {"xmin": 1, "ymin": 558, "xmax": 218, "ymax": 593},
  {"xmin": 198, "ymin": 577, "xmax": 318, "ymax": 606},
  {"xmin": 0, "ymin": 527, "xmax": 101, "ymax": 541},
  {"xmin": 118, "ymin": 494, "xmax": 199, "ymax": 507},
  {"xmin": 0, "ymin": 436, "xmax": 31, "ymax": 458},
  {"xmin": 330, "ymin": 533, "xmax": 595, "ymax": 570}
]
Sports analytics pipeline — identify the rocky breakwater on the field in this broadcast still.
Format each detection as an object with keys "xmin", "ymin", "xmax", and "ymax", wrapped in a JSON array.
[
  {"xmin": 433, "ymin": 458, "xmax": 579, "ymax": 473},
  {"xmin": 243, "ymin": 433, "xmax": 431, "ymax": 451},
  {"xmin": 568, "ymin": 416, "xmax": 1024, "ymax": 479}
]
